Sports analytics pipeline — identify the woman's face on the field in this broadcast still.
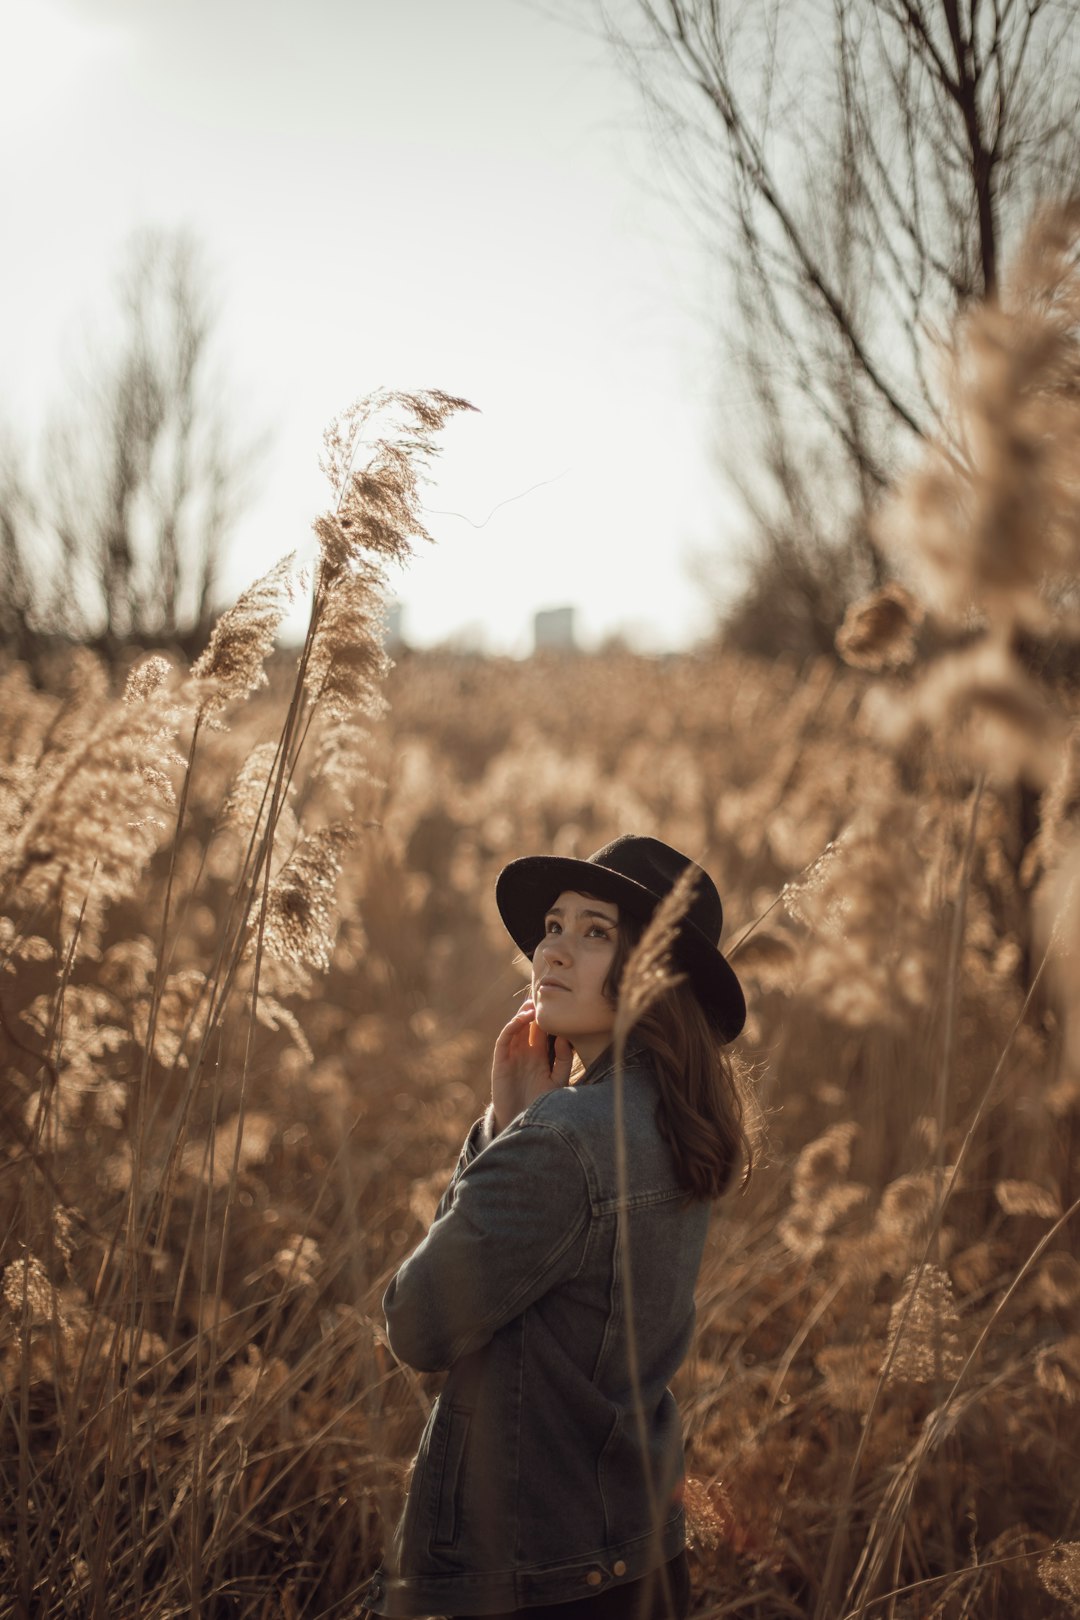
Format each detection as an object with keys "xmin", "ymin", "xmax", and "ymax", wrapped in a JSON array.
[{"xmin": 531, "ymin": 889, "xmax": 619, "ymax": 1066}]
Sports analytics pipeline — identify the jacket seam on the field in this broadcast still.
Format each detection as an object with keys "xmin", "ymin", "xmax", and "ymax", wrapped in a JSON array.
[
  {"xmin": 511, "ymin": 1113, "xmax": 599, "ymax": 1207},
  {"xmin": 440, "ymin": 1149, "xmax": 591, "ymax": 1362},
  {"xmin": 518, "ymin": 1108, "xmax": 685, "ymax": 1216},
  {"xmin": 513, "ymin": 1308, "xmax": 526, "ymax": 1579},
  {"xmin": 380, "ymin": 1510, "xmax": 685, "ymax": 1587},
  {"xmin": 590, "ymin": 1218, "xmax": 621, "ymax": 1391},
  {"xmin": 592, "ymin": 1186, "xmax": 686, "ymax": 1214},
  {"xmin": 471, "ymin": 1207, "xmax": 587, "ymax": 1337}
]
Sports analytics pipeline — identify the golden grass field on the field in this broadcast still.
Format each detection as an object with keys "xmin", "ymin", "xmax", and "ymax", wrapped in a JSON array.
[{"xmin": 3, "ymin": 211, "xmax": 1080, "ymax": 1618}]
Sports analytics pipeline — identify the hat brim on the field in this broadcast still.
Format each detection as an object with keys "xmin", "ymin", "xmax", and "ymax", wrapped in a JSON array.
[{"xmin": 495, "ymin": 855, "xmax": 746, "ymax": 1044}]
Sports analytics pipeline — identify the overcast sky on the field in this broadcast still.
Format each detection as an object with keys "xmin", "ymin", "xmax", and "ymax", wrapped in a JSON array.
[{"xmin": 0, "ymin": 0, "xmax": 743, "ymax": 653}]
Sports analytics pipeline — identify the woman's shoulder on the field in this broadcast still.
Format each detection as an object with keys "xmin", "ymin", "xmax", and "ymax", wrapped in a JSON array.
[
  {"xmin": 522, "ymin": 1048, "xmax": 662, "ymax": 1141},
  {"xmin": 522, "ymin": 1060, "xmax": 699, "ymax": 1209}
]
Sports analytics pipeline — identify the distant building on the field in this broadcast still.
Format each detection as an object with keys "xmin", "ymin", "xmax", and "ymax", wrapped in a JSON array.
[
  {"xmin": 533, "ymin": 605, "xmax": 576, "ymax": 653},
  {"xmin": 383, "ymin": 601, "xmax": 405, "ymax": 651}
]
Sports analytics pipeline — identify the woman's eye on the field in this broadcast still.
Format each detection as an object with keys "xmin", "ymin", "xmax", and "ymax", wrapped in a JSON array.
[{"xmin": 544, "ymin": 920, "xmax": 560, "ymax": 934}]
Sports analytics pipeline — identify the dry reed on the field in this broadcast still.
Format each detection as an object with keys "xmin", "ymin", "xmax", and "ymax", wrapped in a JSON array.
[{"xmin": 2, "ymin": 206, "xmax": 1080, "ymax": 1620}]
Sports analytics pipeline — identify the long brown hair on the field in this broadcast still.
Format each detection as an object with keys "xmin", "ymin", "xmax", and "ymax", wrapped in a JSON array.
[{"xmin": 604, "ymin": 915, "xmax": 755, "ymax": 1201}]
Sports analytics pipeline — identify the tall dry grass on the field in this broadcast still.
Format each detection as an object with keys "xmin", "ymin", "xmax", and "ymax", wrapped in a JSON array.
[
  {"xmin": 0, "ymin": 389, "xmax": 477, "ymax": 1618},
  {"xmin": 2, "ymin": 207, "xmax": 1080, "ymax": 1619}
]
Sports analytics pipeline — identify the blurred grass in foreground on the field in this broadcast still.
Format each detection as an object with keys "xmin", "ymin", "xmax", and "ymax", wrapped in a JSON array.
[{"xmin": 3, "ymin": 209, "xmax": 1080, "ymax": 1617}]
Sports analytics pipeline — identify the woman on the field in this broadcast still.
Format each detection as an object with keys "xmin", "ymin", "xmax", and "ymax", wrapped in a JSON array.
[{"xmin": 362, "ymin": 835, "xmax": 752, "ymax": 1620}]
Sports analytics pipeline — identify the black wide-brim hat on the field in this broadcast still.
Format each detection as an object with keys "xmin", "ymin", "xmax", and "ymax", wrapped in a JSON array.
[{"xmin": 495, "ymin": 834, "xmax": 746, "ymax": 1043}]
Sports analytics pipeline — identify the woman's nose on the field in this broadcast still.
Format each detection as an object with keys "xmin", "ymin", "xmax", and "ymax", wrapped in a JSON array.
[{"xmin": 540, "ymin": 935, "xmax": 570, "ymax": 966}]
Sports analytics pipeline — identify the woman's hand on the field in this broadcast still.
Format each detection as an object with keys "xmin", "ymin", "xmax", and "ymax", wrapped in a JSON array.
[{"xmin": 490, "ymin": 997, "xmax": 574, "ymax": 1133}]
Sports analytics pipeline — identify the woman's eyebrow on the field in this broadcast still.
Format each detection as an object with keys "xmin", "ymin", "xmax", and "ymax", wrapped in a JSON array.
[{"xmin": 545, "ymin": 906, "xmax": 617, "ymax": 924}]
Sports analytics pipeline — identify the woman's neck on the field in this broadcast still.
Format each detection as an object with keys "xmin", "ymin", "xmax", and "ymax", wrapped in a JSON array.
[{"xmin": 574, "ymin": 1035, "xmax": 614, "ymax": 1070}]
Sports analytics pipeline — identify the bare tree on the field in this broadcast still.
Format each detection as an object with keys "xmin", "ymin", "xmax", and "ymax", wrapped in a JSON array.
[
  {"xmin": 599, "ymin": 0, "xmax": 1080, "ymax": 653},
  {"xmin": 1, "ymin": 230, "xmax": 256, "ymax": 662},
  {"xmin": 0, "ymin": 450, "xmax": 37, "ymax": 662}
]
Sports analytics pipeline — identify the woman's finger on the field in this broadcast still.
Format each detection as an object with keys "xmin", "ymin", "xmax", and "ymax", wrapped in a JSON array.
[{"xmin": 493, "ymin": 1000, "xmax": 536, "ymax": 1051}]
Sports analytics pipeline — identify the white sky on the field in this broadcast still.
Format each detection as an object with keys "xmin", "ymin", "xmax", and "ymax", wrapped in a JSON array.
[{"xmin": 0, "ymin": 0, "xmax": 745, "ymax": 653}]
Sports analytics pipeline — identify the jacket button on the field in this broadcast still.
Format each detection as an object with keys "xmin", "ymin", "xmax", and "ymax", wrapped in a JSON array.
[
  {"xmin": 586, "ymin": 1570, "xmax": 602, "ymax": 1587},
  {"xmin": 613, "ymin": 1560, "xmax": 627, "ymax": 1577}
]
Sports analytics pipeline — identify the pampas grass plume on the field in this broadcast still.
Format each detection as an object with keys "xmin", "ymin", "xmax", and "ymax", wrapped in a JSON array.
[{"xmin": 835, "ymin": 583, "xmax": 923, "ymax": 671}]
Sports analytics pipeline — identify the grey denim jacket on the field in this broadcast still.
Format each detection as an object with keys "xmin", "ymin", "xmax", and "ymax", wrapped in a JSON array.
[{"xmin": 361, "ymin": 1043, "xmax": 710, "ymax": 1618}]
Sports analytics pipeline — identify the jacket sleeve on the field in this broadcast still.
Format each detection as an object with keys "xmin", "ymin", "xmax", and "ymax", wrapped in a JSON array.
[
  {"xmin": 430, "ymin": 1111, "xmax": 491, "ymax": 1226},
  {"xmin": 383, "ymin": 1113, "xmax": 591, "ymax": 1372}
]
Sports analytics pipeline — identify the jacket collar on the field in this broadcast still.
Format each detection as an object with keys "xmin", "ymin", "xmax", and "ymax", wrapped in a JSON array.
[{"xmin": 578, "ymin": 1037, "xmax": 651, "ymax": 1087}]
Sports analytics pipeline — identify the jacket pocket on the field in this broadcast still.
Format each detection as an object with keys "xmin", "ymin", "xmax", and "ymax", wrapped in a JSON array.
[{"xmin": 431, "ymin": 1405, "xmax": 471, "ymax": 1550}]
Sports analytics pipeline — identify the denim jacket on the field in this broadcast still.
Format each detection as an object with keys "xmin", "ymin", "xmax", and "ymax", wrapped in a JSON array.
[{"xmin": 361, "ymin": 1042, "xmax": 710, "ymax": 1618}]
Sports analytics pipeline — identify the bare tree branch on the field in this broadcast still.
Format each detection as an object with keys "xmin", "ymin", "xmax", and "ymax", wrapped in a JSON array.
[
  {"xmin": 598, "ymin": 0, "xmax": 1080, "ymax": 655},
  {"xmin": 1, "ymin": 230, "xmax": 260, "ymax": 664}
]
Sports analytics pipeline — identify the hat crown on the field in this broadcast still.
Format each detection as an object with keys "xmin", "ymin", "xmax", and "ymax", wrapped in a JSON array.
[
  {"xmin": 493, "ymin": 832, "xmax": 745, "ymax": 1041},
  {"xmin": 584, "ymin": 835, "xmax": 723, "ymax": 945}
]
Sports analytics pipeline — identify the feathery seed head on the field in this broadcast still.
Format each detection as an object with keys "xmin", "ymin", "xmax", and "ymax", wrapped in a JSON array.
[
  {"xmin": 273, "ymin": 1234, "xmax": 321, "ymax": 1289},
  {"xmin": 305, "ymin": 572, "xmax": 392, "ymax": 722},
  {"xmin": 876, "ymin": 639, "xmax": 1064, "ymax": 788},
  {"xmin": 1020, "ymin": 728, "xmax": 1080, "ymax": 890},
  {"xmin": 316, "ymin": 389, "xmax": 476, "ymax": 575},
  {"xmin": 950, "ymin": 1240, "xmax": 998, "ymax": 1298},
  {"xmin": 191, "ymin": 554, "xmax": 295, "ymax": 715},
  {"xmin": 254, "ymin": 989, "xmax": 314, "ymax": 1061},
  {"xmin": 788, "ymin": 803, "xmax": 936, "ymax": 1027},
  {"xmin": 780, "ymin": 840, "xmax": 842, "ymax": 929},
  {"xmin": 130, "ymin": 968, "xmax": 208, "ymax": 1070},
  {"xmin": 2, "ymin": 1254, "xmax": 56, "ymax": 1324},
  {"xmin": 1035, "ymin": 1339, "xmax": 1080, "ymax": 1403},
  {"xmin": 262, "ymin": 822, "xmax": 352, "ymax": 972},
  {"xmin": 780, "ymin": 1179, "xmax": 869, "ymax": 1258},
  {"xmin": 180, "ymin": 1110, "xmax": 275, "ymax": 1188},
  {"xmin": 729, "ymin": 929, "xmax": 798, "ymax": 992},
  {"xmin": 1038, "ymin": 1541, "xmax": 1080, "ymax": 1613},
  {"xmin": 791, "ymin": 1122, "xmax": 860, "ymax": 1203},
  {"xmin": 1, "ymin": 661, "xmax": 185, "ymax": 948},
  {"xmin": 1033, "ymin": 1252, "xmax": 1080, "ymax": 1311},
  {"xmin": 222, "ymin": 741, "xmax": 285, "ymax": 842},
  {"xmin": 1035, "ymin": 839, "xmax": 1080, "ymax": 1083},
  {"xmin": 995, "ymin": 1180, "xmax": 1061, "ymax": 1219},
  {"xmin": 874, "ymin": 1167, "xmax": 953, "ymax": 1251},
  {"xmin": 880, "ymin": 198, "xmax": 1080, "ymax": 638},
  {"xmin": 681, "ymin": 1477, "xmax": 735, "ymax": 1552},
  {"xmin": 816, "ymin": 1343, "xmax": 880, "ymax": 1413},
  {"xmin": 613, "ymin": 863, "xmax": 696, "ymax": 1049},
  {"xmin": 835, "ymin": 584, "xmax": 923, "ymax": 671},
  {"xmin": 309, "ymin": 716, "xmax": 381, "ymax": 805},
  {"xmin": 882, "ymin": 1263, "xmax": 965, "ymax": 1384},
  {"xmin": 230, "ymin": 1343, "xmax": 289, "ymax": 1403},
  {"xmin": 778, "ymin": 1201, "xmax": 828, "ymax": 1260},
  {"xmin": 123, "ymin": 655, "xmax": 173, "ymax": 704}
]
